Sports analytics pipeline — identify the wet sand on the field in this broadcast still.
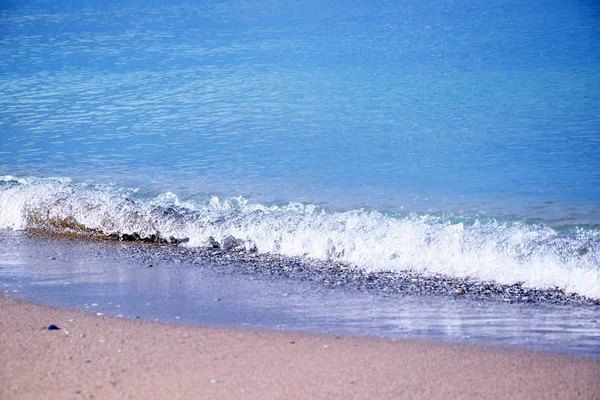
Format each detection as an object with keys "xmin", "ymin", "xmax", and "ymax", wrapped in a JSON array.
[
  {"xmin": 3, "ymin": 230, "xmax": 600, "ymax": 356},
  {"xmin": 1, "ymin": 296, "xmax": 598, "ymax": 399}
]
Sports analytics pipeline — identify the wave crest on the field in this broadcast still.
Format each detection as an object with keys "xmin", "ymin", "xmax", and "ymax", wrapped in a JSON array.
[{"xmin": 1, "ymin": 175, "xmax": 599, "ymax": 298}]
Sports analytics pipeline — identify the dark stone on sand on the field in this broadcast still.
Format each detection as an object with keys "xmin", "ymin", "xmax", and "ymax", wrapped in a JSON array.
[{"xmin": 47, "ymin": 324, "xmax": 60, "ymax": 330}]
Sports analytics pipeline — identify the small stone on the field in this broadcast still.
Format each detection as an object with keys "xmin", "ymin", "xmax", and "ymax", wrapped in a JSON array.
[
  {"xmin": 222, "ymin": 235, "xmax": 244, "ymax": 251},
  {"xmin": 208, "ymin": 236, "xmax": 220, "ymax": 249}
]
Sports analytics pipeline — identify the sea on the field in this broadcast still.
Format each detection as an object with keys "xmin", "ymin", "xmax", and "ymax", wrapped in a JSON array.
[{"xmin": 1, "ymin": 0, "xmax": 599, "ymax": 356}]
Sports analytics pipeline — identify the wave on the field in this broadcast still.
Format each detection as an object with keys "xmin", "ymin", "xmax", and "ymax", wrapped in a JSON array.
[{"xmin": 1, "ymin": 175, "xmax": 599, "ymax": 299}]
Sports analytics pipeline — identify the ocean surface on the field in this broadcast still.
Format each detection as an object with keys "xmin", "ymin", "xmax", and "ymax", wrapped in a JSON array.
[{"xmin": 1, "ymin": 0, "xmax": 599, "ymax": 352}]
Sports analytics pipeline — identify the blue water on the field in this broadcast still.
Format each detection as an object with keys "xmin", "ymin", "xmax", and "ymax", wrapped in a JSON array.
[{"xmin": 1, "ymin": 1, "xmax": 600, "ymax": 298}]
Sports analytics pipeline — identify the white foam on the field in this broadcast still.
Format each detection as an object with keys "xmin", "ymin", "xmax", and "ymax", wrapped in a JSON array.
[{"xmin": 1, "ymin": 175, "xmax": 599, "ymax": 298}]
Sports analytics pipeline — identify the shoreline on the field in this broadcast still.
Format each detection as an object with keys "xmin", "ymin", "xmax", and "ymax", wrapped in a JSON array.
[
  {"xmin": 2, "ymin": 229, "xmax": 600, "ymax": 358},
  {"xmin": 18, "ymin": 229, "xmax": 600, "ymax": 306},
  {"xmin": 1, "ymin": 296, "xmax": 599, "ymax": 399}
]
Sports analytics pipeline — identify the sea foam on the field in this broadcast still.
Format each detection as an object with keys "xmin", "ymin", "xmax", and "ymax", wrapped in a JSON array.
[{"xmin": 1, "ymin": 175, "xmax": 598, "ymax": 298}]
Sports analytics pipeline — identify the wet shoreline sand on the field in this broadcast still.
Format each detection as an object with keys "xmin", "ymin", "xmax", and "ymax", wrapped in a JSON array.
[
  {"xmin": 1, "ymin": 296, "xmax": 598, "ymax": 399},
  {"xmin": 16, "ymin": 229, "xmax": 600, "ymax": 306},
  {"xmin": 2, "ymin": 229, "xmax": 600, "ymax": 358}
]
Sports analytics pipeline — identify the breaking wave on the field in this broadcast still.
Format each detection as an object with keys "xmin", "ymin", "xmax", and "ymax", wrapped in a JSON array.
[{"xmin": 1, "ymin": 175, "xmax": 599, "ymax": 299}]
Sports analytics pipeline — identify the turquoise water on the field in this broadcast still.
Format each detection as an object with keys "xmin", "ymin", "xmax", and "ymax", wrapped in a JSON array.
[{"xmin": 1, "ymin": 0, "xmax": 600, "ymax": 297}]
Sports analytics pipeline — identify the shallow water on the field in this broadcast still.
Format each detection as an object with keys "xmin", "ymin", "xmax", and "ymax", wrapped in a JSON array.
[{"xmin": 1, "ymin": 231, "xmax": 599, "ymax": 357}]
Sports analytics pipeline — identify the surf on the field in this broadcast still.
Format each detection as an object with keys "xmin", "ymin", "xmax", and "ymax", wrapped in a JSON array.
[{"xmin": 1, "ymin": 175, "xmax": 598, "ymax": 299}]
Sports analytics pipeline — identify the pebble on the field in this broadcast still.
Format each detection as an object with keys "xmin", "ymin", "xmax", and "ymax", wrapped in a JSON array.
[{"xmin": 187, "ymin": 247, "xmax": 595, "ymax": 305}]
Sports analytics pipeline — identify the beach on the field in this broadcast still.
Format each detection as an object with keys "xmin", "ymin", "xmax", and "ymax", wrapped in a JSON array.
[
  {"xmin": 1, "ymin": 296, "xmax": 598, "ymax": 399},
  {"xmin": 1, "ymin": 0, "xmax": 599, "ymax": 398}
]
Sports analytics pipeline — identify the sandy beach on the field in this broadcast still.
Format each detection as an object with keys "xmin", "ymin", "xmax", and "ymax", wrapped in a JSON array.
[{"xmin": 0, "ymin": 296, "xmax": 598, "ymax": 399}]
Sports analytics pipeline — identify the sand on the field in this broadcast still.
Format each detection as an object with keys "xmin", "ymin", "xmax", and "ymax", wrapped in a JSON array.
[{"xmin": 0, "ymin": 296, "xmax": 598, "ymax": 399}]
